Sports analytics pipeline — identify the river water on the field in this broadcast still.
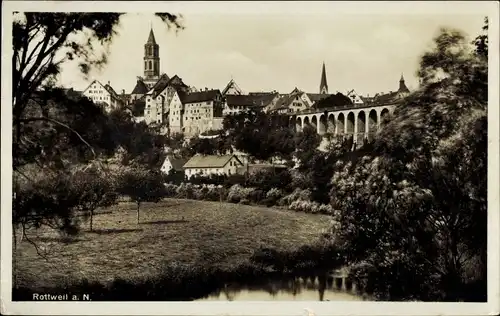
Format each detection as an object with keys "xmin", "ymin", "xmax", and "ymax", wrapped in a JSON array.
[{"xmin": 198, "ymin": 275, "xmax": 368, "ymax": 301}]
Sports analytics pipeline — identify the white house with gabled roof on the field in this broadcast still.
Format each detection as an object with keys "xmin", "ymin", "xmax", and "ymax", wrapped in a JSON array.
[
  {"xmin": 82, "ymin": 79, "xmax": 123, "ymax": 112},
  {"xmin": 183, "ymin": 154, "xmax": 243, "ymax": 179}
]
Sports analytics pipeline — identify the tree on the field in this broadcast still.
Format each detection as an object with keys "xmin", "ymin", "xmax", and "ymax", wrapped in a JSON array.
[
  {"xmin": 71, "ymin": 166, "xmax": 118, "ymax": 231},
  {"xmin": 294, "ymin": 125, "xmax": 321, "ymax": 169},
  {"xmin": 117, "ymin": 167, "xmax": 166, "ymax": 224},
  {"xmin": 328, "ymin": 24, "xmax": 487, "ymax": 301},
  {"xmin": 223, "ymin": 110, "xmax": 296, "ymax": 162},
  {"xmin": 12, "ymin": 12, "xmax": 184, "ymax": 237}
]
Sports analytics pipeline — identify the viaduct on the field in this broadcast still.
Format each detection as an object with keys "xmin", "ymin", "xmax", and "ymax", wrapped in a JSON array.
[{"xmin": 288, "ymin": 103, "xmax": 397, "ymax": 144}]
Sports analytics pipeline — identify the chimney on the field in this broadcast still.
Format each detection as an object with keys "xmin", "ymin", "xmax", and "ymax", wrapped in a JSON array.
[
  {"xmin": 122, "ymin": 89, "xmax": 125, "ymax": 95},
  {"xmin": 107, "ymin": 81, "xmax": 110, "ymax": 86},
  {"xmin": 205, "ymin": 87, "xmax": 208, "ymax": 91}
]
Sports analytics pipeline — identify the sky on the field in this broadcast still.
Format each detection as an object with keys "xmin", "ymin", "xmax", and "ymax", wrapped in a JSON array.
[{"xmin": 56, "ymin": 9, "xmax": 486, "ymax": 97}]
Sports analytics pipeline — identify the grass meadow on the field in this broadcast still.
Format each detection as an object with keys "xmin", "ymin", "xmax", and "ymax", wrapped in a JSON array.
[{"xmin": 14, "ymin": 199, "xmax": 331, "ymax": 291}]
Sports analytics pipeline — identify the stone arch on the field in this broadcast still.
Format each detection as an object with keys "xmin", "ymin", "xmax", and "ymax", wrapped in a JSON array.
[
  {"xmin": 380, "ymin": 108, "xmax": 390, "ymax": 127},
  {"xmin": 337, "ymin": 113, "xmax": 345, "ymax": 136},
  {"xmin": 357, "ymin": 111, "xmax": 366, "ymax": 144},
  {"xmin": 327, "ymin": 113, "xmax": 335, "ymax": 134},
  {"xmin": 318, "ymin": 114, "xmax": 327, "ymax": 135},
  {"xmin": 311, "ymin": 115, "xmax": 318, "ymax": 132},
  {"xmin": 296, "ymin": 116, "xmax": 303, "ymax": 132},
  {"xmin": 346, "ymin": 112, "xmax": 355, "ymax": 136},
  {"xmin": 368, "ymin": 109, "xmax": 378, "ymax": 141},
  {"xmin": 303, "ymin": 116, "xmax": 310, "ymax": 128}
]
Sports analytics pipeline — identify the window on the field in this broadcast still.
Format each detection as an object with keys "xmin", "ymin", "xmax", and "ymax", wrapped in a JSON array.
[{"xmin": 149, "ymin": 60, "xmax": 152, "ymax": 70}]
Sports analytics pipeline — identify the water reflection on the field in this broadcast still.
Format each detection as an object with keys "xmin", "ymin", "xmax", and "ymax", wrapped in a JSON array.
[{"xmin": 198, "ymin": 274, "xmax": 370, "ymax": 301}]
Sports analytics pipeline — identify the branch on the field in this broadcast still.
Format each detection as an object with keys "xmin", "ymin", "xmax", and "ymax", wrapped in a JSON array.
[
  {"xmin": 21, "ymin": 221, "xmax": 49, "ymax": 261},
  {"xmin": 20, "ymin": 116, "xmax": 97, "ymax": 159}
]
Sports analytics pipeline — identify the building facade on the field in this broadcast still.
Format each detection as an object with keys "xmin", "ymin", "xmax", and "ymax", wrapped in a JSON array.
[
  {"xmin": 82, "ymin": 80, "xmax": 123, "ymax": 112},
  {"xmin": 183, "ymin": 154, "xmax": 243, "ymax": 179}
]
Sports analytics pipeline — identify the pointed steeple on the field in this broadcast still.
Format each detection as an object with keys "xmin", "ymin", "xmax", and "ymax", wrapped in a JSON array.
[
  {"xmin": 320, "ymin": 62, "xmax": 328, "ymax": 94},
  {"xmin": 398, "ymin": 73, "xmax": 410, "ymax": 93},
  {"xmin": 147, "ymin": 28, "xmax": 157, "ymax": 44}
]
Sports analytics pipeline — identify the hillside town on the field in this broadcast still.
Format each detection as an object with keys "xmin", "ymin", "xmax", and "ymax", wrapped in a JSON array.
[
  {"xmin": 10, "ymin": 9, "xmax": 489, "ymax": 305},
  {"xmin": 79, "ymin": 28, "xmax": 411, "ymax": 179}
]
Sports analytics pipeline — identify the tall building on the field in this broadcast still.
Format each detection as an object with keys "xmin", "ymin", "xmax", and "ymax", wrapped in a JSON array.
[
  {"xmin": 143, "ymin": 28, "xmax": 160, "ymax": 88},
  {"xmin": 320, "ymin": 62, "xmax": 328, "ymax": 94}
]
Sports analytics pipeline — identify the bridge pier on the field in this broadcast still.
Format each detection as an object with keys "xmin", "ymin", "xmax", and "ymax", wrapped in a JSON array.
[
  {"xmin": 342, "ymin": 277, "xmax": 348, "ymax": 291},
  {"xmin": 351, "ymin": 281, "xmax": 357, "ymax": 294}
]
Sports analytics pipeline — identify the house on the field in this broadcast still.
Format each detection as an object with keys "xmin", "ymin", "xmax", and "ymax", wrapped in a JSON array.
[
  {"xmin": 222, "ymin": 78, "xmax": 244, "ymax": 96},
  {"xmin": 130, "ymin": 78, "xmax": 150, "ymax": 103},
  {"xmin": 143, "ymin": 74, "xmax": 178, "ymax": 125},
  {"xmin": 371, "ymin": 75, "xmax": 411, "ymax": 105},
  {"xmin": 82, "ymin": 80, "xmax": 124, "ymax": 112},
  {"xmin": 346, "ymin": 89, "xmax": 365, "ymax": 106},
  {"xmin": 267, "ymin": 88, "xmax": 312, "ymax": 114},
  {"xmin": 223, "ymin": 92, "xmax": 279, "ymax": 116},
  {"xmin": 180, "ymin": 89, "xmax": 224, "ymax": 137},
  {"xmin": 160, "ymin": 155, "xmax": 188, "ymax": 175},
  {"xmin": 183, "ymin": 154, "xmax": 244, "ymax": 179},
  {"xmin": 124, "ymin": 96, "xmax": 146, "ymax": 122}
]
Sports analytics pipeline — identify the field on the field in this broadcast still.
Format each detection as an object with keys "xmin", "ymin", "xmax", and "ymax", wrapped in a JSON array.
[{"xmin": 15, "ymin": 199, "xmax": 331, "ymax": 289}]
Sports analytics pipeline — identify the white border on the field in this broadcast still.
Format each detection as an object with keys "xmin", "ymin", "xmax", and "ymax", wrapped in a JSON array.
[{"xmin": 1, "ymin": 1, "xmax": 499, "ymax": 315}]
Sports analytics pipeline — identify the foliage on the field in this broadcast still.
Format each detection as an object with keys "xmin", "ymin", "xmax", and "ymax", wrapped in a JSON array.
[
  {"xmin": 164, "ymin": 169, "xmax": 186, "ymax": 185},
  {"xmin": 71, "ymin": 166, "xmax": 118, "ymax": 231},
  {"xmin": 12, "ymin": 12, "xmax": 184, "ymax": 236},
  {"xmin": 106, "ymin": 107, "xmax": 169, "ymax": 167},
  {"xmin": 183, "ymin": 135, "xmax": 232, "ymax": 156},
  {"xmin": 294, "ymin": 125, "xmax": 321, "ymax": 168},
  {"xmin": 278, "ymin": 188, "xmax": 312, "ymax": 206},
  {"xmin": 246, "ymin": 168, "xmax": 292, "ymax": 192},
  {"xmin": 227, "ymin": 184, "xmax": 255, "ymax": 204},
  {"xmin": 473, "ymin": 17, "xmax": 488, "ymax": 59},
  {"xmin": 117, "ymin": 167, "xmax": 166, "ymax": 223},
  {"xmin": 223, "ymin": 110, "xmax": 296, "ymax": 161},
  {"xmin": 328, "ymin": 24, "xmax": 488, "ymax": 301}
]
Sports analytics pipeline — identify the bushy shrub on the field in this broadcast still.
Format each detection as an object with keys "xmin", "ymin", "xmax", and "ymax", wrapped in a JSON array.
[
  {"xmin": 200, "ymin": 184, "xmax": 223, "ymax": 201},
  {"xmin": 266, "ymin": 188, "xmax": 284, "ymax": 201},
  {"xmin": 176, "ymin": 183, "xmax": 195, "ymax": 199},
  {"xmin": 290, "ymin": 169, "xmax": 311, "ymax": 190},
  {"xmin": 278, "ymin": 188, "xmax": 312, "ymax": 206},
  {"xmin": 227, "ymin": 184, "xmax": 254, "ymax": 203},
  {"xmin": 163, "ymin": 183, "xmax": 178, "ymax": 198},
  {"xmin": 247, "ymin": 189, "xmax": 266, "ymax": 203},
  {"xmin": 289, "ymin": 199, "xmax": 319, "ymax": 214},
  {"xmin": 223, "ymin": 174, "xmax": 246, "ymax": 188},
  {"xmin": 246, "ymin": 169, "xmax": 292, "ymax": 192}
]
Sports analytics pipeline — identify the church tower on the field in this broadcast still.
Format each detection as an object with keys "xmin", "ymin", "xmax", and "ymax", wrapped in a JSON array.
[
  {"xmin": 144, "ymin": 28, "xmax": 160, "ymax": 87},
  {"xmin": 398, "ymin": 73, "xmax": 410, "ymax": 93},
  {"xmin": 320, "ymin": 62, "xmax": 328, "ymax": 94}
]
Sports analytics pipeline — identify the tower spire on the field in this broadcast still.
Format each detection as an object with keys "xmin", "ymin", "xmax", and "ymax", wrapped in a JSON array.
[
  {"xmin": 320, "ymin": 62, "xmax": 328, "ymax": 94},
  {"xmin": 398, "ymin": 72, "xmax": 410, "ymax": 93},
  {"xmin": 147, "ymin": 27, "xmax": 156, "ymax": 44}
]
